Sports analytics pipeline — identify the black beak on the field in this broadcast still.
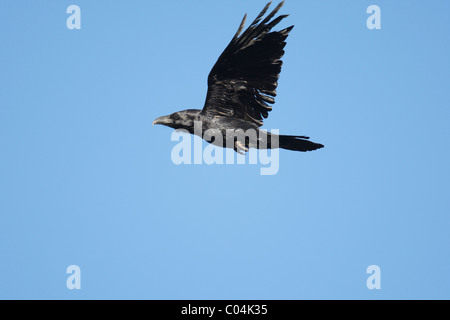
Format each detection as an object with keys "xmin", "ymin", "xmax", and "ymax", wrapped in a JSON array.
[{"xmin": 152, "ymin": 115, "xmax": 172, "ymax": 126}]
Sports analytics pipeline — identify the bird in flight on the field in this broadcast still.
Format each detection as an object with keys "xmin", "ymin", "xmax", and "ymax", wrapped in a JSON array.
[{"xmin": 153, "ymin": 1, "xmax": 324, "ymax": 154}]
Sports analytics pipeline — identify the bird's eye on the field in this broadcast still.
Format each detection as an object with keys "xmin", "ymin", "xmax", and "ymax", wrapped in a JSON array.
[{"xmin": 171, "ymin": 114, "xmax": 180, "ymax": 120}]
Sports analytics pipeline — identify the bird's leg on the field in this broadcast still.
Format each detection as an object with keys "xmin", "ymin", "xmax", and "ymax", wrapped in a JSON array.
[{"xmin": 235, "ymin": 141, "xmax": 249, "ymax": 155}]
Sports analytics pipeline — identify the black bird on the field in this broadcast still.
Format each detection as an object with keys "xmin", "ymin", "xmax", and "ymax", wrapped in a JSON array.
[{"xmin": 153, "ymin": 1, "xmax": 324, "ymax": 154}]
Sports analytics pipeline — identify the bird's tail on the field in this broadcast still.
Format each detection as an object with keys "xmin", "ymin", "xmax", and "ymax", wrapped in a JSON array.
[{"xmin": 278, "ymin": 135, "xmax": 324, "ymax": 152}]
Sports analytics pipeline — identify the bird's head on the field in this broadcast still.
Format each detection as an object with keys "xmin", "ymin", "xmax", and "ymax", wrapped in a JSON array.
[{"xmin": 152, "ymin": 109, "xmax": 201, "ymax": 130}]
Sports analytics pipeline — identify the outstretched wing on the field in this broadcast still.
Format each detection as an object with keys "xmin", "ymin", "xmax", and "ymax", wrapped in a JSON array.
[{"xmin": 201, "ymin": 1, "xmax": 293, "ymax": 127}]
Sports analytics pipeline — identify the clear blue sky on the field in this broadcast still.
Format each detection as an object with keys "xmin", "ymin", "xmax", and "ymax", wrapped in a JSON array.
[{"xmin": 1, "ymin": 0, "xmax": 449, "ymax": 299}]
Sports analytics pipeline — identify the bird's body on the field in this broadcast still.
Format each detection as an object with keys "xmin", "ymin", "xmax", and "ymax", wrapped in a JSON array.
[{"xmin": 153, "ymin": 1, "xmax": 324, "ymax": 153}]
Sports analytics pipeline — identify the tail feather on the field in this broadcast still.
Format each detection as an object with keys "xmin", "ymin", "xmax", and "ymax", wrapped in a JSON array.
[{"xmin": 278, "ymin": 135, "xmax": 324, "ymax": 152}]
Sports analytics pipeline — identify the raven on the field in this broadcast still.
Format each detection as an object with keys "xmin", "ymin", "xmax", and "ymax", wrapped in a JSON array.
[{"xmin": 153, "ymin": 1, "xmax": 324, "ymax": 154}]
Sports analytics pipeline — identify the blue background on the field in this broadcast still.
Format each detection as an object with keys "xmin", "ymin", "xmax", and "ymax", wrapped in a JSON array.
[{"xmin": 1, "ymin": 0, "xmax": 449, "ymax": 299}]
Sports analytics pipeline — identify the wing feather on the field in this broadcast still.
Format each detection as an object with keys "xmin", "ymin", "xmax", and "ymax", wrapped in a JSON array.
[{"xmin": 201, "ymin": 1, "xmax": 293, "ymax": 127}]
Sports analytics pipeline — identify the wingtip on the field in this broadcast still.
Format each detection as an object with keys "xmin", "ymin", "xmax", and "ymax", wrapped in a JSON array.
[
  {"xmin": 234, "ymin": 13, "xmax": 248, "ymax": 39},
  {"xmin": 275, "ymin": 1, "xmax": 285, "ymax": 10}
]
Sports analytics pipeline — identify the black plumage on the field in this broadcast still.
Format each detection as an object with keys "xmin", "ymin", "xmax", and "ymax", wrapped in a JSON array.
[{"xmin": 153, "ymin": 1, "xmax": 324, "ymax": 154}]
